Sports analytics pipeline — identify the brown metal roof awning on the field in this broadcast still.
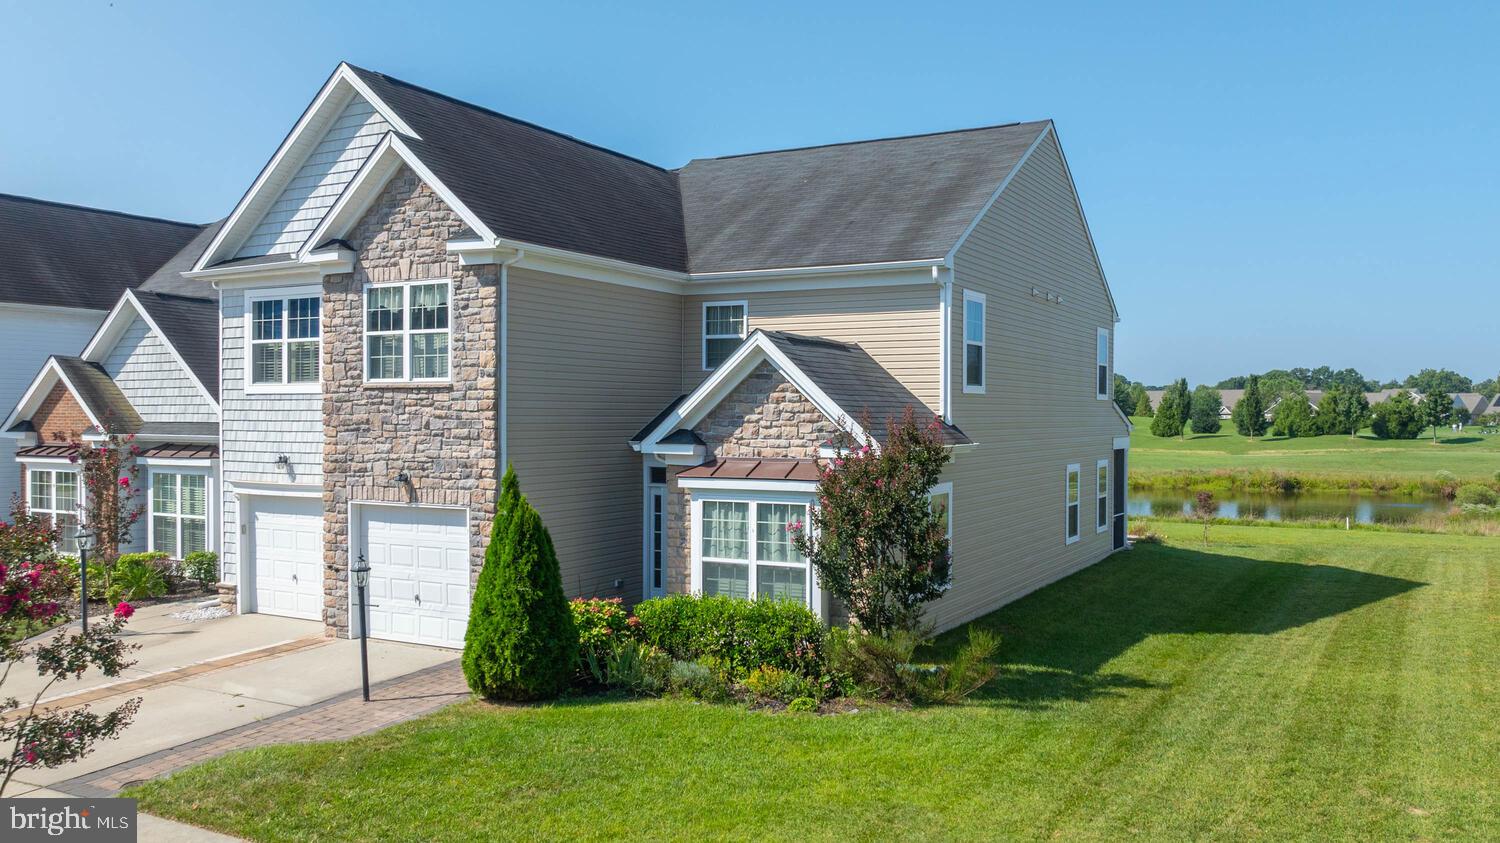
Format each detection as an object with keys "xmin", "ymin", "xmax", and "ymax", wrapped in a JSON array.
[
  {"xmin": 139, "ymin": 443, "xmax": 219, "ymax": 460},
  {"xmin": 677, "ymin": 458, "xmax": 822, "ymax": 482},
  {"xmin": 15, "ymin": 444, "xmax": 78, "ymax": 459}
]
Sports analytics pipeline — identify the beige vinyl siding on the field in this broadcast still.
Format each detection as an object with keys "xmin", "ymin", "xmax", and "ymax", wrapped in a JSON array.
[
  {"xmin": 930, "ymin": 132, "xmax": 1127, "ymax": 631},
  {"xmin": 680, "ymin": 286, "xmax": 941, "ymax": 412},
  {"xmin": 506, "ymin": 268, "xmax": 682, "ymax": 600}
]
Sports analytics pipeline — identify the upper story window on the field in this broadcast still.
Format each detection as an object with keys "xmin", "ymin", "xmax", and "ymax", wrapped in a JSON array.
[
  {"xmin": 1096, "ymin": 327, "xmax": 1110, "ymax": 399},
  {"xmin": 365, "ymin": 280, "xmax": 451, "ymax": 383},
  {"xmin": 28, "ymin": 467, "xmax": 79, "ymax": 553},
  {"xmin": 963, "ymin": 290, "xmax": 986, "ymax": 393},
  {"xmin": 702, "ymin": 301, "xmax": 747, "ymax": 370},
  {"xmin": 249, "ymin": 292, "xmax": 321, "ymax": 390},
  {"xmin": 1065, "ymin": 464, "xmax": 1081, "ymax": 544}
]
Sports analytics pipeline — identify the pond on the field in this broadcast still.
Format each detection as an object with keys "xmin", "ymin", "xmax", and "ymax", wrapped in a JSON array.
[{"xmin": 1127, "ymin": 490, "xmax": 1449, "ymax": 525}]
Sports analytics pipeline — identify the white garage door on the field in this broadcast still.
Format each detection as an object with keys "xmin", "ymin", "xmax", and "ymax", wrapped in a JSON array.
[
  {"xmin": 360, "ymin": 505, "xmax": 470, "ymax": 649},
  {"xmin": 249, "ymin": 496, "xmax": 323, "ymax": 620}
]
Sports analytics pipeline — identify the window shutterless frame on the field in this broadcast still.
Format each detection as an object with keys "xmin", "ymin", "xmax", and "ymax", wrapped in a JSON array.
[
  {"xmin": 689, "ymin": 490, "xmax": 821, "ymax": 616},
  {"xmin": 26, "ymin": 466, "xmax": 80, "ymax": 553},
  {"xmin": 1065, "ymin": 463, "xmax": 1081, "ymax": 544},
  {"xmin": 1096, "ymin": 327, "xmax": 1110, "ymax": 400},
  {"xmin": 962, "ymin": 290, "xmax": 986, "ymax": 394},
  {"xmin": 244, "ymin": 285, "xmax": 323, "ymax": 394},
  {"xmin": 928, "ymin": 481, "xmax": 953, "ymax": 588},
  {"xmin": 363, "ymin": 280, "xmax": 453, "ymax": 384},
  {"xmin": 148, "ymin": 467, "xmax": 213, "ymax": 557},
  {"xmin": 1096, "ymin": 459, "xmax": 1109, "ymax": 533},
  {"xmin": 701, "ymin": 300, "xmax": 748, "ymax": 371}
]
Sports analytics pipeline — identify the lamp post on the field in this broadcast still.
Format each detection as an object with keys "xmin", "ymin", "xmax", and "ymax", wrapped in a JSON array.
[
  {"xmin": 75, "ymin": 524, "xmax": 96, "ymax": 635},
  {"xmin": 351, "ymin": 553, "xmax": 371, "ymax": 702}
]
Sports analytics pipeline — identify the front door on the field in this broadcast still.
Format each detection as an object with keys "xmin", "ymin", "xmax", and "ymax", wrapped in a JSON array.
[{"xmin": 1112, "ymin": 448, "xmax": 1127, "ymax": 549}]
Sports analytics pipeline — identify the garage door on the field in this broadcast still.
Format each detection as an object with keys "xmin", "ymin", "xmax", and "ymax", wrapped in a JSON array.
[
  {"xmin": 249, "ymin": 496, "xmax": 323, "ymax": 620},
  {"xmin": 360, "ymin": 505, "xmax": 470, "ymax": 649}
]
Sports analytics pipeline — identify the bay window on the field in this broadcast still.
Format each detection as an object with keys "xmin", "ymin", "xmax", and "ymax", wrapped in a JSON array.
[
  {"xmin": 27, "ymin": 467, "xmax": 79, "ymax": 553},
  {"xmin": 248, "ymin": 292, "xmax": 321, "ymax": 389},
  {"xmin": 151, "ymin": 471, "xmax": 208, "ymax": 558},
  {"xmin": 365, "ymin": 280, "xmax": 451, "ymax": 382},
  {"xmin": 697, "ymin": 497, "xmax": 812, "ymax": 607}
]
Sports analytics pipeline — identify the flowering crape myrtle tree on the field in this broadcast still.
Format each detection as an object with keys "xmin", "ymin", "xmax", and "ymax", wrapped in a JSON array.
[
  {"xmin": 793, "ymin": 408, "xmax": 952, "ymax": 636},
  {"xmin": 69, "ymin": 431, "xmax": 144, "ymax": 560},
  {"xmin": 0, "ymin": 504, "xmax": 139, "ymax": 796}
]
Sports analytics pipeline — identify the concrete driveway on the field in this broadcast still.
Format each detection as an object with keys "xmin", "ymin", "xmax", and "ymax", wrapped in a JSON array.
[{"xmin": 5, "ymin": 598, "xmax": 458, "ymax": 796}]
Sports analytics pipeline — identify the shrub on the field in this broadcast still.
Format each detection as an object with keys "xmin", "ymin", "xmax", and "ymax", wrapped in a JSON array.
[
  {"xmin": 1455, "ymin": 484, "xmax": 1499, "ymax": 507},
  {"xmin": 787, "ymin": 696, "xmax": 819, "ymax": 713},
  {"xmin": 1189, "ymin": 386, "xmax": 1222, "ymax": 434},
  {"xmin": 462, "ymin": 467, "xmax": 579, "ymax": 701},
  {"xmin": 183, "ymin": 551, "xmax": 219, "ymax": 587},
  {"xmin": 111, "ymin": 559, "xmax": 167, "ymax": 602},
  {"xmin": 633, "ymin": 593, "xmax": 824, "ymax": 679},
  {"xmin": 829, "ymin": 627, "xmax": 1000, "ymax": 704},
  {"xmin": 668, "ymin": 658, "xmax": 732, "ymax": 702},
  {"xmin": 742, "ymin": 664, "xmax": 821, "ymax": 703},
  {"xmin": 583, "ymin": 639, "xmax": 669, "ymax": 696},
  {"xmin": 570, "ymin": 597, "xmax": 632, "ymax": 666}
]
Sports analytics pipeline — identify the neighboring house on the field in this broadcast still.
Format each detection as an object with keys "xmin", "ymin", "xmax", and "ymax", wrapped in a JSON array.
[
  {"xmin": 181, "ymin": 63, "xmax": 1127, "ymax": 645},
  {"xmin": 0, "ymin": 194, "xmax": 203, "ymax": 509},
  {"xmin": 1452, "ymin": 392, "xmax": 1489, "ymax": 420},
  {"xmin": 0, "ymin": 224, "xmax": 221, "ymax": 557}
]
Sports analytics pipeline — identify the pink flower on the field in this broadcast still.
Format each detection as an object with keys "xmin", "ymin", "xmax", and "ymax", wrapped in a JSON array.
[
  {"xmin": 113, "ymin": 601, "xmax": 134, "ymax": 620},
  {"xmin": 118, "ymin": 476, "xmax": 130, "ymax": 488}
]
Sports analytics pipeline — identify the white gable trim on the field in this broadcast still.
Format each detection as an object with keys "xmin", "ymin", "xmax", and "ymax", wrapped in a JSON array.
[
  {"xmin": 80, "ymin": 290, "xmax": 219, "ymax": 410},
  {"xmin": 636, "ymin": 331, "xmax": 872, "ymax": 455},
  {"xmin": 1049, "ymin": 130, "xmax": 1121, "ymax": 323},
  {"xmin": 1, "ymin": 358, "xmax": 106, "ymax": 435},
  {"xmin": 194, "ymin": 63, "xmax": 417, "ymax": 271},
  {"xmin": 296, "ymin": 134, "xmax": 498, "ymax": 261}
]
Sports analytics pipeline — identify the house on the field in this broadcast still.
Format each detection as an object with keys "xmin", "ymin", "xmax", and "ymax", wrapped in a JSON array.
[
  {"xmin": 113, "ymin": 62, "xmax": 1125, "ymax": 644},
  {"xmin": 0, "ymin": 222, "xmax": 221, "ymax": 556},
  {"xmin": 1452, "ymin": 392, "xmax": 1489, "ymax": 420},
  {"xmin": 0, "ymin": 194, "xmax": 204, "ymax": 510}
]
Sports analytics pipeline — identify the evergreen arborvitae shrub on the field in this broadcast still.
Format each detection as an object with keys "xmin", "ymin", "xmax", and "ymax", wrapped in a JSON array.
[{"xmin": 462, "ymin": 467, "xmax": 579, "ymax": 701}]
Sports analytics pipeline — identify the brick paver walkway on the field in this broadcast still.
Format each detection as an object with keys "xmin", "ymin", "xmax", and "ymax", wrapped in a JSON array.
[{"xmin": 56, "ymin": 661, "xmax": 469, "ymax": 797}]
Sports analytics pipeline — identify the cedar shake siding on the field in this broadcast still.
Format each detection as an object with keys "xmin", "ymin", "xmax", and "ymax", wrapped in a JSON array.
[
  {"xmin": 321, "ymin": 167, "xmax": 499, "ymax": 636},
  {"xmin": 934, "ymin": 131, "xmax": 1126, "ymax": 631},
  {"xmin": 506, "ymin": 266, "xmax": 681, "ymax": 600},
  {"xmin": 680, "ymin": 286, "xmax": 941, "ymax": 410}
]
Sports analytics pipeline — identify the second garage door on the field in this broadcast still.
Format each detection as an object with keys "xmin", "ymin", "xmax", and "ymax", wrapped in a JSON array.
[
  {"xmin": 249, "ymin": 496, "xmax": 323, "ymax": 620},
  {"xmin": 359, "ymin": 504, "xmax": 470, "ymax": 649}
]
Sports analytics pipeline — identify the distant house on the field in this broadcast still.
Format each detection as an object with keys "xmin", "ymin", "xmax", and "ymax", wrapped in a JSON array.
[{"xmin": 1452, "ymin": 393, "xmax": 1490, "ymax": 420}]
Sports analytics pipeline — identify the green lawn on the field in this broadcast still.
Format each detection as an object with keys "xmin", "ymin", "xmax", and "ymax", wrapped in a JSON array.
[
  {"xmin": 1129, "ymin": 417, "xmax": 1500, "ymax": 484},
  {"xmin": 130, "ymin": 523, "xmax": 1498, "ymax": 841}
]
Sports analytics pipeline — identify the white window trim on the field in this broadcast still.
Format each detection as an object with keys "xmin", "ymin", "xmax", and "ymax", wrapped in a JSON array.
[
  {"xmin": 1096, "ymin": 458, "xmax": 1109, "ymax": 533},
  {"xmin": 1065, "ymin": 463, "xmax": 1081, "ymax": 545},
  {"xmin": 1096, "ymin": 327, "xmax": 1110, "ymax": 400},
  {"xmin": 962, "ymin": 290, "xmax": 986, "ymax": 394},
  {"xmin": 147, "ymin": 466, "xmax": 215, "ymax": 558},
  {"xmin": 363, "ymin": 279, "xmax": 454, "ymax": 384},
  {"xmin": 244, "ymin": 285, "xmax": 323, "ymax": 395},
  {"xmin": 646, "ymin": 477, "xmax": 667, "ymax": 599},
  {"xmin": 26, "ymin": 466, "xmax": 80, "ymax": 553},
  {"xmin": 689, "ymin": 489, "xmax": 821, "ymax": 617},
  {"xmin": 701, "ymin": 300, "xmax": 748, "ymax": 371},
  {"xmin": 929, "ymin": 481, "xmax": 953, "ymax": 589}
]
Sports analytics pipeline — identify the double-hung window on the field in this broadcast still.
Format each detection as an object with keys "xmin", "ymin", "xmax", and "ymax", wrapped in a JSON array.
[
  {"xmin": 702, "ymin": 301, "xmax": 747, "ymax": 370},
  {"xmin": 1096, "ymin": 459, "xmax": 1109, "ymax": 532},
  {"xmin": 1096, "ymin": 327, "xmax": 1110, "ymax": 399},
  {"xmin": 28, "ymin": 468, "xmax": 80, "ymax": 553},
  {"xmin": 963, "ymin": 290, "xmax": 986, "ymax": 393},
  {"xmin": 929, "ymin": 482, "xmax": 953, "ymax": 585},
  {"xmin": 365, "ymin": 281, "xmax": 452, "ymax": 382},
  {"xmin": 249, "ymin": 292, "xmax": 321, "ymax": 388},
  {"xmin": 151, "ymin": 472, "xmax": 208, "ymax": 558},
  {"xmin": 699, "ymin": 498, "xmax": 811, "ymax": 606},
  {"xmin": 1065, "ymin": 464, "xmax": 1081, "ymax": 544}
]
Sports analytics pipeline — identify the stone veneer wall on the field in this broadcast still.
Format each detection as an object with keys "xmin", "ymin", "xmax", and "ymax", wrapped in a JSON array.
[
  {"xmin": 321, "ymin": 166, "xmax": 499, "ymax": 636},
  {"xmin": 663, "ymin": 361, "xmax": 837, "ymax": 594}
]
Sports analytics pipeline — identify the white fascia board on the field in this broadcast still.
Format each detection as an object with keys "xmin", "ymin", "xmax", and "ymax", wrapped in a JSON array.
[
  {"xmin": 183, "ymin": 260, "xmax": 308, "ymax": 283},
  {"xmin": 136, "ymin": 456, "xmax": 219, "ymax": 468},
  {"xmin": 944, "ymin": 123, "xmax": 1053, "ymax": 267},
  {"xmin": 18, "ymin": 456, "xmax": 76, "ymax": 468},
  {"xmin": 195, "ymin": 64, "xmax": 418, "ymax": 271},
  {"xmin": 89, "ymin": 290, "xmax": 220, "ymax": 411},
  {"xmin": 0, "ymin": 358, "xmax": 102, "ymax": 434},
  {"xmin": 224, "ymin": 480, "xmax": 323, "ymax": 498},
  {"xmin": 508, "ymin": 240, "xmax": 686, "ymax": 295},
  {"xmin": 639, "ymin": 331, "xmax": 872, "ymax": 451},
  {"xmin": 687, "ymin": 258, "xmax": 945, "ymax": 283},
  {"xmin": 676, "ymin": 477, "xmax": 820, "ymax": 493},
  {"xmin": 1111, "ymin": 401, "xmax": 1133, "ymax": 431}
]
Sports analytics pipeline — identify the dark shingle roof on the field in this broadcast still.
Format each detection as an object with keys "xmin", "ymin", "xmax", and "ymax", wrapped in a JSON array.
[
  {"xmin": 131, "ymin": 291, "xmax": 220, "ymax": 401},
  {"xmin": 0, "ymin": 194, "xmax": 205, "ymax": 309},
  {"xmin": 140, "ymin": 220, "xmax": 223, "ymax": 297},
  {"xmin": 761, "ymin": 331, "xmax": 970, "ymax": 446},
  {"xmin": 677, "ymin": 122, "xmax": 1049, "ymax": 273},
  {"xmin": 135, "ymin": 421, "xmax": 219, "ymax": 440},
  {"xmin": 347, "ymin": 66, "xmax": 689, "ymax": 272},
  {"xmin": 52, "ymin": 356, "xmax": 142, "ymax": 434}
]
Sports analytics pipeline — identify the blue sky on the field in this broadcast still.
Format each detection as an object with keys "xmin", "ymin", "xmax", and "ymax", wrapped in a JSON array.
[{"xmin": 2, "ymin": 1, "xmax": 1495, "ymax": 386}]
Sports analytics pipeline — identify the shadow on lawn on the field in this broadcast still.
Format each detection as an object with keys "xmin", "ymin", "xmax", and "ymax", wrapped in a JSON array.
[{"xmin": 930, "ymin": 542, "xmax": 1425, "ymax": 709}]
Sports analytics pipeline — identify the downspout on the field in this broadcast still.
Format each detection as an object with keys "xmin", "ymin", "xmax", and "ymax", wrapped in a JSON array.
[{"xmin": 936, "ymin": 264, "xmax": 954, "ymax": 423}]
